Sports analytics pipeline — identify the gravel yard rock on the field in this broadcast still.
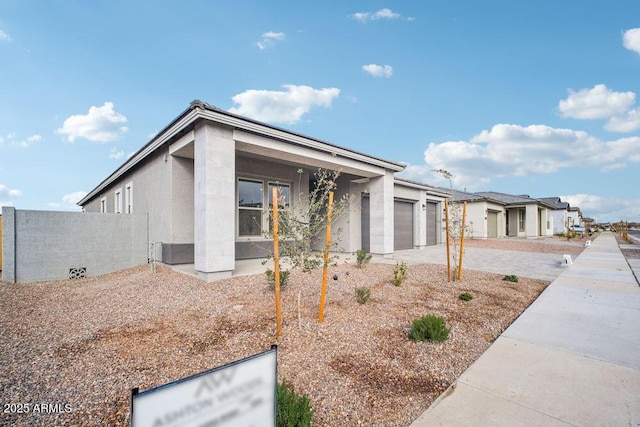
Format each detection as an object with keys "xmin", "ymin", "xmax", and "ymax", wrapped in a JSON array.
[{"xmin": 0, "ymin": 237, "xmax": 597, "ymax": 426}]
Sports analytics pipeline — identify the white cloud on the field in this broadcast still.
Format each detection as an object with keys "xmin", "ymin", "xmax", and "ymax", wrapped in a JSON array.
[
  {"xmin": 56, "ymin": 102, "xmax": 128, "ymax": 143},
  {"xmin": 62, "ymin": 191, "xmax": 87, "ymax": 205},
  {"xmin": 558, "ymin": 84, "xmax": 635, "ymax": 120},
  {"xmin": 108, "ymin": 147, "xmax": 124, "ymax": 160},
  {"xmin": 0, "ymin": 133, "xmax": 42, "ymax": 147},
  {"xmin": 350, "ymin": 8, "xmax": 410, "ymax": 23},
  {"xmin": 399, "ymin": 123, "xmax": 640, "ymax": 191},
  {"xmin": 257, "ymin": 31, "xmax": 285, "ymax": 50},
  {"xmin": 560, "ymin": 193, "xmax": 640, "ymax": 223},
  {"xmin": 362, "ymin": 64, "xmax": 393, "ymax": 78},
  {"xmin": 14, "ymin": 134, "xmax": 42, "ymax": 148},
  {"xmin": 48, "ymin": 191, "xmax": 86, "ymax": 211},
  {"xmin": 558, "ymin": 84, "xmax": 640, "ymax": 133},
  {"xmin": 623, "ymin": 28, "xmax": 640, "ymax": 55},
  {"xmin": 604, "ymin": 108, "xmax": 640, "ymax": 132},
  {"xmin": 0, "ymin": 29, "xmax": 10, "ymax": 41},
  {"xmin": 228, "ymin": 84, "xmax": 340, "ymax": 124},
  {"xmin": 0, "ymin": 184, "xmax": 22, "ymax": 198},
  {"xmin": 0, "ymin": 184, "xmax": 21, "ymax": 208}
]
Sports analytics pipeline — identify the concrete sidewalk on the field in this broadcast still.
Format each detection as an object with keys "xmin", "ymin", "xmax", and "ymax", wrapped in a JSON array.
[{"xmin": 410, "ymin": 232, "xmax": 640, "ymax": 426}]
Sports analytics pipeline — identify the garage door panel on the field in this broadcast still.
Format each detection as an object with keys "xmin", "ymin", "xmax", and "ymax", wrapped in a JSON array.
[
  {"xmin": 361, "ymin": 196, "xmax": 370, "ymax": 253},
  {"xmin": 488, "ymin": 211, "xmax": 498, "ymax": 238},
  {"xmin": 394, "ymin": 200, "xmax": 413, "ymax": 250},
  {"xmin": 426, "ymin": 202, "xmax": 437, "ymax": 246}
]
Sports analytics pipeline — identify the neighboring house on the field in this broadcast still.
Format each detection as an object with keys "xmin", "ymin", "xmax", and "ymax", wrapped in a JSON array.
[
  {"xmin": 567, "ymin": 206, "xmax": 583, "ymax": 229},
  {"xmin": 451, "ymin": 190, "xmax": 555, "ymax": 239},
  {"xmin": 450, "ymin": 190, "xmax": 509, "ymax": 239},
  {"xmin": 78, "ymin": 100, "xmax": 448, "ymax": 282},
  {"xmin": 539, "ymin": 197, "xmax": 570, "ymax": 234}
]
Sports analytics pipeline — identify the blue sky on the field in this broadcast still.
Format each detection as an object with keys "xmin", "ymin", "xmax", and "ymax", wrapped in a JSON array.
[{"xmin": 1, "ymin": 1, "xmax": 639, "ymax": 223}]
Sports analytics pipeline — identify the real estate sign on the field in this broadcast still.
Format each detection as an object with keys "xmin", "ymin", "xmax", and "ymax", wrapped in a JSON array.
[{"xmin": 131, "ymin": 346, "xmax": 277, "ymax": 427}]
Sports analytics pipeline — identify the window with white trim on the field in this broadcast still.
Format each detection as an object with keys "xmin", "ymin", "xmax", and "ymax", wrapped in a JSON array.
[
  {"xmin": 125, "ymin": 182, "xmax": 133, "ymax": 214},
  {"xmin": 100, "ymin": 197, "xmax": 107, "ymax": 213},
  {"xmin": 268, "ymin": 182, "xmax": 291, "ymax": 209},
  {"xmin": 268, "ymin": 181, "xmax": 291, "ymax": 232},
  {"xmin": 238, "ymin": 178, "xmax": 264, "ymax": 236},
  {"xmin": 237, "ymin": 178, "xmax": 291, "ymax": 237},
  {"xmin": 115, "ymin": 188, "xmax": 123, "ymax": 213},
  {"xmin": 518, "ymin": 209, "xmax": 525, "ymax": 232}
]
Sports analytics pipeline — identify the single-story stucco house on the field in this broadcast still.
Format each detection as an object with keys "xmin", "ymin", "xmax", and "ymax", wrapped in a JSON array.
[
  {"xmin": 451, "ymin": 190, "xmax": 556, "ymax": 239},
  {"xmin": 567, "ymin": 206, "xmax": 583, "ymax": 229},
  {"xmin": 539, "ymin": 197, "xmax": 571, "ymax": 235},
  {"xmin": 78, "ymin": 100, "xmax": 449, "ymax": 281}
]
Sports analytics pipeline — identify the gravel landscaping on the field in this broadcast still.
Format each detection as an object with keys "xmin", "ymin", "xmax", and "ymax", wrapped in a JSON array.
[{"xmin": 0, "ymin": 237, "xmax": 595, "ymax": 426}]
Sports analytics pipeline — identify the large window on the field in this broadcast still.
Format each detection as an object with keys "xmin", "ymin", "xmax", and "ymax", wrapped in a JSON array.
[
  {"xmin": 238, "ymin": 178, "xmax": 291, "ymax": 237},
  {"xmin": 238, "ymin": 179, "xmax": 264, "ymax": 236}
]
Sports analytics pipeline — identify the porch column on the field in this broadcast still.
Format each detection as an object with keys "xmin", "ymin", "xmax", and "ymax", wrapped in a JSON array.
[
  {"xmin": 369, "ymin": 171, "xmax": 394, "ymax": 255},
  {"xmin": 194, "ymin": 122, "xmax": 235, "ymax": 281},
  {"xmin": 525, "ymin": 204, "xmax": 538, "ymax": 239}
]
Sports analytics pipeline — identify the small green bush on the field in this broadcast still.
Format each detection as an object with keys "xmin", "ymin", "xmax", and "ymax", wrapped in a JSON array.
[
  {"xmin": 409, "ymin": 314, "xmax": 451, "ymax": 342},
  {"xmin": 503, "ymin": 274, "xmax": 518, "ymax": 283},
  {"xmin": 355, "ymin": 286, "xmax": 371, "ymax": 304},
  {"xmin": 277, "ymin": 381, "xmax": 313, "ymax": 427},
  {"xmin": 266, "ymin": 268, "xmax": 290, "ymax": 290},
  {"xmin": 393, "ymin": 261, "xmax": 408, "ymax": 286},
  {"xmin": 355, "ymin": 249, "xmax": 372, "ymax": 268},
  {"xmin": 459, "ymin": 292, "xmax": 473, "ymax": 301}
]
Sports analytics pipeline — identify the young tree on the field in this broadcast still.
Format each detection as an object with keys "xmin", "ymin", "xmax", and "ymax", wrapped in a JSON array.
[
  {"xmin": 434, "ymin": 168, "xmax": 467, "ymax": 281},
  {"xmin": 265, "ymin": 168, "xmax": 353, "ymax": 273}
]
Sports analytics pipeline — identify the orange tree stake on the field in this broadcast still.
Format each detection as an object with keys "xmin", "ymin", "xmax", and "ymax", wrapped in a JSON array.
[
  {"xmin": 318, "ymin": 191, "xmax": 334, "ymax": 323},
  {"xmin": 457, "ymin": 201, "xmax": 467, "ymax": 280},
  {"xmin": 272, "ymin": 187, "xmax": 282, "ymax": 337},
  {"xmin": 444, "ymin": 198, "xmax": 451, "ymax": 282}
]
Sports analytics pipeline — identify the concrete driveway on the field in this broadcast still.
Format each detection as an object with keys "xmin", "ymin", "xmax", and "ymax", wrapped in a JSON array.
[{"xmin": 377, "ymin": 244, "xmax": 576, "ymax": 282}]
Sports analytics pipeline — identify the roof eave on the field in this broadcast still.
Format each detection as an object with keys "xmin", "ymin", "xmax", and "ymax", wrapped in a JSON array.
[{"xmin": 78, "ymin": 101, "xmax": 406, "ymax": 206}]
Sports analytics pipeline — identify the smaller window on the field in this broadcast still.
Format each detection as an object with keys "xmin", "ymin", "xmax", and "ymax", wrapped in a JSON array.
[
  {"xmin": 115, "ymin": 188, "xmax": 123, "ymax": 213},
  {"xmin": 125, "ymin": 182, "xmax": 133, "ymax": 214},
  {"xmin": 100, "ymin": 197, "xmax": 107, "ymax": 213}
]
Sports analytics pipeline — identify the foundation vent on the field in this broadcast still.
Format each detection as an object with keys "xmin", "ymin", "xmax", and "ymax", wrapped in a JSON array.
[{"xmin": 69, "ymin": 267, "xmax": 87, "ymax": 279}]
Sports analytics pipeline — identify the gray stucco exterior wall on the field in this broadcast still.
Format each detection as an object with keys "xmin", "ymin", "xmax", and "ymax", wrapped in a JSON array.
[{"xmin": 1, "ymin": 207, "xmax": 148, "ymax": 283}]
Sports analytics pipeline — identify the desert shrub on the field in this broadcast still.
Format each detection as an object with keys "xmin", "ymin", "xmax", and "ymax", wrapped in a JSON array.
[
  {"xmin": 393, "ymin": 262, "xmax": 408, "ymax": 286},
  {"xmin": 355, "ymin": 286, "xmax": 371, "ymax": 304},
  {"xmin": 266, "ymin": 268, "xmax": 290, "ymax": 290},
  {"xmin": 355, "ymin": 249, "xmax": 372, "ymax": 268},
  {"xmin": 277, "ymin": 381, "xmax": 313, "ymax": 427},
  {"xmin": 409, "ymin": 314, "xmax": 451, "ymax": 342},
  {"xmin": 459, "ymin": 292, "xmax": 473, "ymax": 301},
  {"xmin": 503, "ymin": 274, "xmax": 518, "ymax": 283}
]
